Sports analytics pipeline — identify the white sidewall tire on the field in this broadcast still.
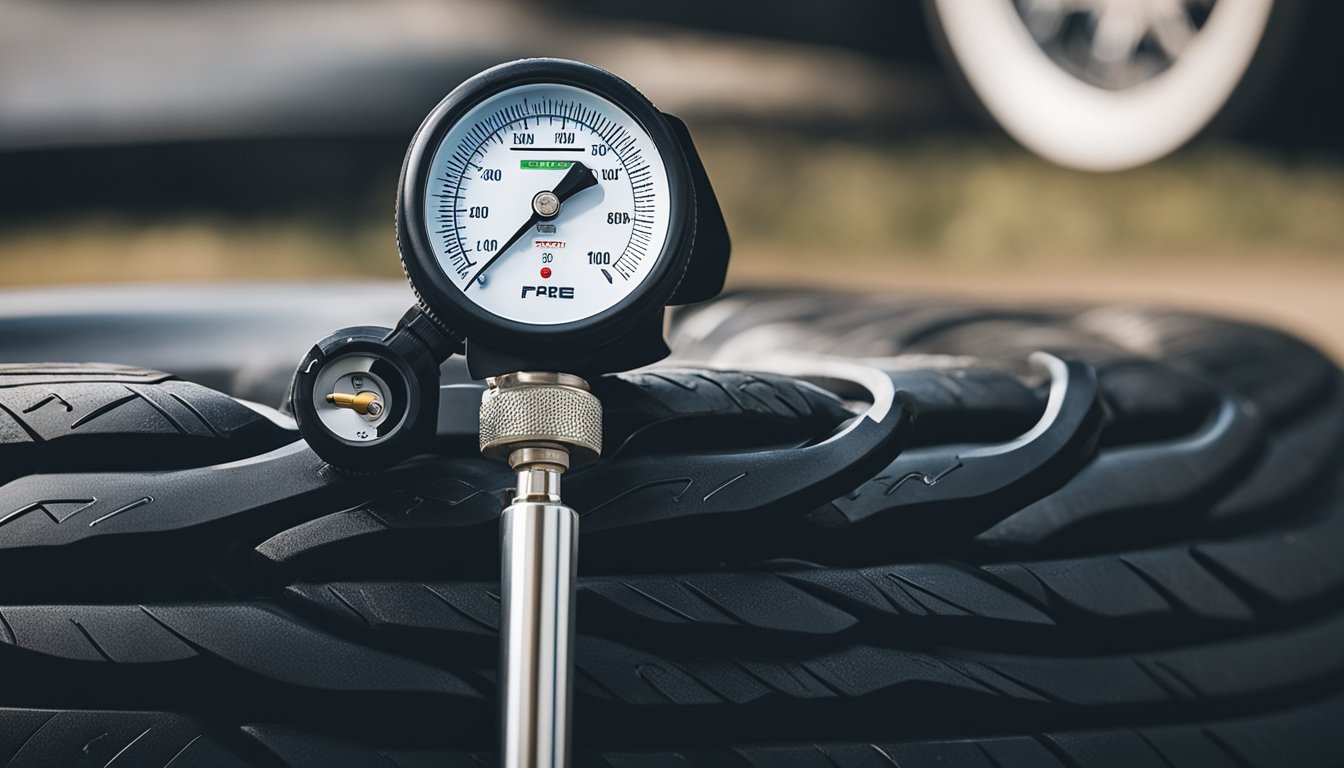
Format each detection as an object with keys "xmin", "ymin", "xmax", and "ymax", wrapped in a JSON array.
[{"xmin": 930, "ymin": 0, "xmax": 1276, "ymax": 171}]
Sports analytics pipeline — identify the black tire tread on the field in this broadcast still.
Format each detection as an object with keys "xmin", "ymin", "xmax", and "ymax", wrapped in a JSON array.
[
  {"xmin": 1, "ymin": 293, "xmax": 1341, "ymax": 764},
  {"xmin": 0, "ymin": 363, "xmax": 297, "ymax": 485}
]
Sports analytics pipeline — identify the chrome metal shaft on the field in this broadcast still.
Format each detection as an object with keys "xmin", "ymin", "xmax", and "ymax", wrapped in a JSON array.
[
  {"xmin": 481, "ymin": 372, "xmax": 601, "ymax": 768},
  {"xmin": 500, "ymin": 468, "xmax": 577, "ymax": 768}
]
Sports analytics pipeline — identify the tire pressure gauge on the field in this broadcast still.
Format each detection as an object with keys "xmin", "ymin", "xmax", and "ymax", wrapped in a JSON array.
[
  {"xmin": 398, "ymin": 57, "xmax": 729, "ymax": 379},
  {"xmin": 291, "ymin": 59, "xmax": 729, "ymax": 768},
  {"xmin": 292, "ymin": 58, "xmax": 727, "ymax": 469}
]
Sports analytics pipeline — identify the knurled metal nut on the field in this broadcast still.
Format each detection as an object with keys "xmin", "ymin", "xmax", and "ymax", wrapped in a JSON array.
[{"xmin": 479, "ymin": 382, "xmax": 603, "ymax": 466}]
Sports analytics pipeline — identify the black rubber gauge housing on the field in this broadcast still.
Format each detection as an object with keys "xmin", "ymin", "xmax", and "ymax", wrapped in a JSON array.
[
  {"xmin": 290, "ymin": 326, "xmax": 440, "ymax": 472},
  {"xmin": 396, "ymin": 58, "xmax": 730, "ymax": 379}
]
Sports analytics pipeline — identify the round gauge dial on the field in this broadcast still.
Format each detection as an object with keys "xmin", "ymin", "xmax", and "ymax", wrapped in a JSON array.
[{"xmin": 421, "ymin": 82, "xmax": 671, "ymax": 326}]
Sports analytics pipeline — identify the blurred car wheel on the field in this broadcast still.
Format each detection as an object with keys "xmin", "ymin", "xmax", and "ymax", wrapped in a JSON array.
[{"xmin": 927, "ymin": 0, "xmax": 1280, "ymax": 170}]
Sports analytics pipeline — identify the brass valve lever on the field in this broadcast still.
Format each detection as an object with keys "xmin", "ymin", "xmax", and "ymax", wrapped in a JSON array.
[{"xmin": 325, "ymin": 391, "xmax": 384, "ymax": 417}]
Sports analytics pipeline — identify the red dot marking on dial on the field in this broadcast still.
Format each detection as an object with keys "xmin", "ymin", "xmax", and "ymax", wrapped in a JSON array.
[{"xmin": 540, "ymin": 267, "xmax": 552, "ymax": 279}]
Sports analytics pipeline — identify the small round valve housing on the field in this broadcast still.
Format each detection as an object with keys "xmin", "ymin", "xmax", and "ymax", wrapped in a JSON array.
[
  {"xmin": 291, "ymin": 326, "xmax": 440, "ymax": 472},
  {"xmin": 479, "ymin": 372, "xmax": 603, "ymax": 470}
]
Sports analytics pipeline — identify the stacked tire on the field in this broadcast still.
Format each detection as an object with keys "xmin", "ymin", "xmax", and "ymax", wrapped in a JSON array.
[{"xmin": 0, "ymin": 292, "xmax": 1340, "ymax": 766}]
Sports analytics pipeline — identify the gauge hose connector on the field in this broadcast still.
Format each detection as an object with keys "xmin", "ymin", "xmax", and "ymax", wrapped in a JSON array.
[{"xmin": 480, "ymin": 372, "xmax": 602, "ymax": 471}]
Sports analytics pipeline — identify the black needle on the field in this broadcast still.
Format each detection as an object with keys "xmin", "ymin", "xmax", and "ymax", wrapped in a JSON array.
[
  {"xmin": 464, "ymin": 161, "xmax": 598, "ymax": 290},
  {"xmin": 465, "ymin": 215, "xmax": 539, "ymax": 292},
  {"xmin": 549, "ymin": 159, "xmax": 600, "ymax": 201}
]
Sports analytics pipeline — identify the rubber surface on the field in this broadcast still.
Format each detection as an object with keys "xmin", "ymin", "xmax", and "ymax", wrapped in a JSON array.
[
  {"xmin": 0, "ymin": 363, "xmax": 297, "ymax": 486},
  {"xmin": 1, "ymin": 290, "xmax": 1341, "ymax": 766}
]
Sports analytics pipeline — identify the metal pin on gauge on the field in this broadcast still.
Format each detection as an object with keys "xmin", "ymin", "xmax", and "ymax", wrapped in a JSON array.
[{"xmin": 325, "ymin": 390, "xmax": 384, "ymax": 417}]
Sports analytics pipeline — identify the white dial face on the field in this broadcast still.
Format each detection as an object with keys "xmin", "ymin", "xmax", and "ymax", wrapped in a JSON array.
[{"xmin": 423, "ymin": 82, "xmax": 672, "ymax": 326}]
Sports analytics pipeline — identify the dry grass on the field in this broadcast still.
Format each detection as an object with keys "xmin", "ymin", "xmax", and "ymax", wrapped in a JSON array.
[
  {"xmin": 2, "ymin": 216, "xmax": 401, "ymax": 285},
  {"xmin": 701, "ymin": 134, "xmax": 1344, "ymax": 266}
]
